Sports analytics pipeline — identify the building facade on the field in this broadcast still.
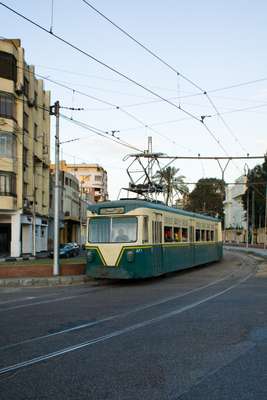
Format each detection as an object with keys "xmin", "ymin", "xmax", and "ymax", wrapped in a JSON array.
[
  {"xmin": 63, "ymin": 163, "xmax": 108, "ymax": 203},
  {"xmin": 0, "ymin": 39, "xmax": 50, "ymax": 257},
  {"xmin": 223, "ymin": 175, "xmax": 247, "ymax": 229},
  {"xmin": 49, "ymin": 167, "xmax": 87, "ymax": 248}
]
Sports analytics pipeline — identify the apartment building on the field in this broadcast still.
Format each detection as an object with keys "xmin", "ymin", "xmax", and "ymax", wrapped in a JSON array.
[
  {"xmin": 60, "ymin": 162, "xmax": 108, "ymax": 203},
  {"xmin": 223, "ymin": 175, "xmax": 247, "ymax": 229},
  {"xmin": 0, "ymin": 39, "xmax": 50, "ymax": 257},
  {"xmin": 49, "ymin": 167, "xmax": 87, "ymax": 247}
]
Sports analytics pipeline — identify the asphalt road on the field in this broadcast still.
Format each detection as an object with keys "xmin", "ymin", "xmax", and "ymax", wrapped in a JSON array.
[{"xmin": 0, "ymin": 250, "xmax": 266, "ymax": 400}]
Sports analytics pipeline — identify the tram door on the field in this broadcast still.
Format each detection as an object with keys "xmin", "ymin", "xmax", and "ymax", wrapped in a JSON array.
[
  {"xmin": 189, "ymin": 224, "xmax": 195, "ymax": 266},
  {"xmin": 152, "ymin": 213, "xmax": 163, "ymax": 274}
]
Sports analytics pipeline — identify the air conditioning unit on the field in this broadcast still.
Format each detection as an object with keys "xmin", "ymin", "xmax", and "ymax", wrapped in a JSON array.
[
  {"xmin": 27, "ymin": 98, "xmax": 35, "ymax": 108},
  {"xmin": 15, "ymin": 83, "xmax": 24, "ymax": 96},
  {"xmin": 23, "ymin": 199, "xmax": 30, "ymax": 208},
  {"xmin": 43, "ymin": 145, "xmax": 48, "ymax": 154}
]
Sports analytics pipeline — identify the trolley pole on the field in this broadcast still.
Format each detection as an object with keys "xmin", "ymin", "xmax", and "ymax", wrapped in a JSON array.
[{"xmin": 50, "ymin": 101, "xmax": 60, "ymax": 276}]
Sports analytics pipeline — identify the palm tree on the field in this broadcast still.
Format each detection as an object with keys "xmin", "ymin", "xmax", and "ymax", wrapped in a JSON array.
[{"xmin": 154, "ymin": 166, "xmax": 188, "ymax": 206}]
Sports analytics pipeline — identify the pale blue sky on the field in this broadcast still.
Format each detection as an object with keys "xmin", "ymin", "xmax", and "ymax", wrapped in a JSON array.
[{"xmin": 1, "ymin": 0, "xmax": 267, "ymax": 198}]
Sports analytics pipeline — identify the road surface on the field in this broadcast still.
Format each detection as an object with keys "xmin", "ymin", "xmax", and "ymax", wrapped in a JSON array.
[{"xmin": 0, "ymin": 250, "xmax": 266, "ymax": 399}]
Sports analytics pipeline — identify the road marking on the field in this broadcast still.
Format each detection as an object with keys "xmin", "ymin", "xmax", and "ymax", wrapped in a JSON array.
[
  {"xmin": 0, "ymin": 296, "xmax": 36, "ymax": 305},
  {"xmin": 0, "ymin": 287, "xmax": 101, "ymax": 313},
  {"xmin": 0, "ymin": 271, "xmax": 234, "ymax": 351},
  {"xmin": 0, "ymin": 272, "xmax": 253, "ymax": 375}
]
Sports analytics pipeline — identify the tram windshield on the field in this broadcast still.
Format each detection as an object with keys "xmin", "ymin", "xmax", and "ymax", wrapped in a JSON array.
[{"xmin": 89, "ymin": 217, "xmax": 137, "ymax": 243}]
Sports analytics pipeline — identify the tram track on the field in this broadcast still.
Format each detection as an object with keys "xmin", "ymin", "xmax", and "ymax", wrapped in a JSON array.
[
  {"xmin": 0, "ymin": 285, "xmax": 105, "ymax": 313},
  {"xmin": 0, "ymin": 253, "xmax": 257, "ymax": 377}
]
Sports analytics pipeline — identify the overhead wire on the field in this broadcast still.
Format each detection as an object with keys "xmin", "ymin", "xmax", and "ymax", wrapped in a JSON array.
[
  {"xmin": 0, "ymin": 2, "xmax": 227, "ymax": 156},
  {"xmin": 80, "ymin": 0, "xmax": 249, "ymax": 156},
  {"xmin": 16, "ymin": 62, "xmax": 195, "ymax": 153},
  {"xmin": 10, "ymin": 96, "xmax": 145, "ymax": 153}
]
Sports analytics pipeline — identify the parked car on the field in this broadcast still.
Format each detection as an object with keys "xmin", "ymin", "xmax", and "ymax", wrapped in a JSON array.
[
  {"xmin": 67, "ymin": 242, "xmax": 80, "ymax": 256},
  {"xmin": 50, "ymin": 244, "xmax": 77, "ymax": 258}
]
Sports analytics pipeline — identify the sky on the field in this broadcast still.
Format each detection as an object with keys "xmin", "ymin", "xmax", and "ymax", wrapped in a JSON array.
[{"xmin": 1, "ymin": 0, "xmax": 267, "ymax": 199}]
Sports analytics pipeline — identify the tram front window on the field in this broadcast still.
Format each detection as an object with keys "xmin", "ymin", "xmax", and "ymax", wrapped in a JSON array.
[{"xmin": 89, "ymin": 217, "xmax": 137, "ymax": 243}]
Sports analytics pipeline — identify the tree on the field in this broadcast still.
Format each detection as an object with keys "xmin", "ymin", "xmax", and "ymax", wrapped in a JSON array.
[
  {"xmin": 242, "ymin": 155, "xmax": 267, "ymax": 229},
  {"xmin": 185, "ymin": 178, "xmax": 225, "ymax": 220},
  {"xmin": 154, "ymin": 166, "xmax": 188, "ymax": 206}
]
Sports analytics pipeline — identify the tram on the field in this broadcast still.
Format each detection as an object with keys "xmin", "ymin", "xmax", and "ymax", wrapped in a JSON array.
[{"xmin": 85, "ymin": 199, "xmax": 223, "ymax": 279}]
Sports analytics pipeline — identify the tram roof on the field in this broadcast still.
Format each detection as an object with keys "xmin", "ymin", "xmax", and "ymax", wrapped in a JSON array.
[{"xmin": 88, "ymin": 199, "xmax": 220, "ymax": 222}]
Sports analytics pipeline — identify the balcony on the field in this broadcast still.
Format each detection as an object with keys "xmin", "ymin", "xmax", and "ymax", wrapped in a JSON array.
[{"xmin": 0, "ymin": 195, "xmax": 16, "ymax": 210}]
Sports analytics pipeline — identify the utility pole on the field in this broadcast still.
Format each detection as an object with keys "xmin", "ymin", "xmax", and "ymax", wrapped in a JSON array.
[
  {"xmin": 50, "ymin": 101, "xmax": 60, "ymax": 276},
  {"xmin": 246, "ymin": 187, "xmax": 249, "ymax": 248},
  {"xmin": 264, "ymin": 183, "xmax": 267, "ymax": 250},
  {"xmin": 251, "ymin": 189, "xmax": 255, "ymax": 245}
]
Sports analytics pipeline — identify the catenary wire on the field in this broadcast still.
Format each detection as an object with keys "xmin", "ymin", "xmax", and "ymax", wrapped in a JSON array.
[
  {"xmin": 80, "ymin": 0, "xmax": 249, "ymax": 155},
  {"xmin": 15, "ymin": 65, "xmax": 194, "ymax": 153},
  {"xmin": 0, "ymin": 2, "xmax": 229, "ymax": 156}
]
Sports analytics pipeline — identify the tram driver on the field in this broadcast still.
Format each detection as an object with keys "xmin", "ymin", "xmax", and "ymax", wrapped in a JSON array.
[{"xmin": 114, "ymin": 228, "xmax": 129, "ymax": 242}]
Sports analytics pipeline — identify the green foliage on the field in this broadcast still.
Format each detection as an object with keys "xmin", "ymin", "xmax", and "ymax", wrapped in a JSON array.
[
  {"xmin": 185, "ymin": 178, "xmax": 225, "ymax": 220},
  {"xmin": 242, "ymin": 155, "xmax": 267, "ymax": 228},
  {"xmin": 155, "ymin": 166, "xmax": 189, "ymax": 206}
]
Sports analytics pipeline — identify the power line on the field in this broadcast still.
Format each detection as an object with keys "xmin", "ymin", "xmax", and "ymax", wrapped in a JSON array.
[
  {"xmin": 15, "ymin": 65, "xmax": 192, "ymax": 153},
  {"xmin": 1, "ymin": 2, "xmax": 238, "ymax": 157},
  {"xmin": 80, "ymin": 0, "xmax": 248, "ymax": 155},
  {"xmin": 0, "ymin": 3, "xmax": 201, "ymax": 123},
  {"xmin": 60, "ymin": 113, "xmax": 144, "ymax": 153},
  {"xmin": 11, "ymin": 96, "xmax": 144, "ymax": 153},
  {"xmin": 81, "ymin": 0, "xmax": 204, "ymax": 92}
]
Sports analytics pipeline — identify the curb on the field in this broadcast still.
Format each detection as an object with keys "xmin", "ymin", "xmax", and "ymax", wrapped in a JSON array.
[
  {"xmin": 0, "ymin": 274, "xmax": 91, "ymax": 288},
  {"xmin": 224, "ymin": 245, "xmax": 267, "ymax": 260}
]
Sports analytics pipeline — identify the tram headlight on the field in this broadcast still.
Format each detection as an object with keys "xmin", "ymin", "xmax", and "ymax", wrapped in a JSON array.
[
  {"xmin": 87, "ymin": 250, "xmax": 94, "ymax": 262},
  {"xmin": 127, "ymin": 250, "xmax": 135, "ymax": 263}
]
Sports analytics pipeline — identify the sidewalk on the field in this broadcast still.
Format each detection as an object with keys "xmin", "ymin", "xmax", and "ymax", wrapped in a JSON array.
[
  {"xmin": 0, "ymin": 257, "xmax": 88, "ymax": 288},
  {"xmin": 0, "ymin": 274, "xmax": 90, "ymax": 288},
  {"xmin": 224, "ymin": 244, "xmax": 267, "ymax": 259}
]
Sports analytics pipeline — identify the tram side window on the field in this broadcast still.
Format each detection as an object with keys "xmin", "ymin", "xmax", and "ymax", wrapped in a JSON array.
[
  {"xmin": 195, "ymin": 229, "xmax": 200, "ymax": 242},
  {"xmin": 211, "ymin": 230, "xmax": 214, "ymax": 241},
  {"xmin": 143, "ymin": 216, "xmax": 149, "ymax": 243},
  {"xmin": 201, "ymin": 229, "xmax": 206, "ymax": 241},
  {"xmin": 182, "ymin": 228, "xmax": 188, "ymax": 242},
  {"xmin": 164, "ymin": 226, "xmax": 173, "ymax": 242},
  {"xmin": 207, "ymin": 230, "xmax": 210, "ymax": 241},
  {"xmin": 152, "ymin": 221, "xmax": 162, "ymax": 243},
  {"xmin": 174, "ymin": 227, "xmax": 181, "ymax": 242}
]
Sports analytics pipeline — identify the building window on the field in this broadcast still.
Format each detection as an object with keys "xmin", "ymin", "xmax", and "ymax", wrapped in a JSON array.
[
  {"xmin": 0, "ymin": 172, "xmax": 16, "ymax": 196},
  {"xmin": 0, "ymin": 51, "xmax": 16, "ymax": 82},
  {"xmin": 23, "ymin": 147, "xmax": 28, "ymax": 166},
  {"xmin": 24, "ymin": 77, "xmax": 29, "ymax": 98},
  {"xmin": 0, "ymin": 133, "xmax": 15, "ymax": 158},
  {"xmin": 23, "ymin": 112, "xmax": 29, "ymax": 133},
  {"xmin": 95, "ymin": 175, "xmax": 102, "ymax": 182},
  {"xmin": 34, "ymin": 91, "xmax": 38, "ymax": 109},
  {"xmin": 23, "ymin": 182, "xmax": 27, "ymax": 196},
  {"xmin": 0, "ymin": 91, "xmax": 15, "ymax": 119},
  {"xmin": 34, "ymin": 123, "xmax": 38, "ymax": 141},
  {"xmin": 42, "ymin": 104, "xmax": 46, "ymax": 120}
]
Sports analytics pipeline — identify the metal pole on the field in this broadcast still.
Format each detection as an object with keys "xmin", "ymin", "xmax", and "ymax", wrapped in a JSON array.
[
  {"xmin": 251, "ymin": 189, "xmax": 255, "ymax": 245},
  {"xmin": 264, "ymin": 183, "xmax": 267, "ymax": 250},
  {"xmin": 246, "ymin": 186, "xmax": 249, "ymax": 248},
  {"xmin": 32, "ymin": 162, "xmax": 36, "ymax": 257},
  {"xmin": 53, "ymin": 101, "xmax": 60, "ymax": 275}
]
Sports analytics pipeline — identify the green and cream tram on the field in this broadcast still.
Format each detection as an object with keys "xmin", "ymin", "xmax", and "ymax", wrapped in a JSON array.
[{"xmin": 85, "ymin": 199, "xmax": 222, "ymax": 279}]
